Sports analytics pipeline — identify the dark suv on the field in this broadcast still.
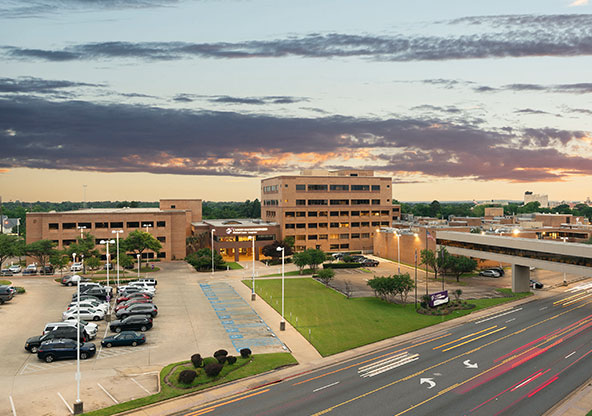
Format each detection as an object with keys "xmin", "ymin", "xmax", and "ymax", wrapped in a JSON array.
[
  {"xmin": 37, "ymin": 338, "xmax": 96, "ymax": 362},
  {"xmin": 0, "ymin": 285, "xmax": 15, "ymax": 304},
  {"xmin": 25, "ymin": 327, "xmax": 88, "ymax": 353},
  {"xmin": 110, "ymin": 315, "xmax": 153, "ymax": 333},
  {"xmin": 115, "ymin": 303, "xmax": 158, "ymax": 319}
]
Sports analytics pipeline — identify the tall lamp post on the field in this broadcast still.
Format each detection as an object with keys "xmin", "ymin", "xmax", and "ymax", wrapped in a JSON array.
[
  {"xmin": 395, "ymin": 231, "xmax": 401, "ymax": 276},
  {"xmin": 137, "ymin": 254, "xmax": 141, "ymax": 278},
  {"xmin": 112, "ymin": 230, "xmax": 123, "ymax": 288},
  {"xmin": 276, "ymin": 246, "xmax": 285, "ymax": 331},
  {"xmin": 100, "ymin": 239, "xmax": 115, "ymax": 318},
  {"xmin": 144, "ymin": 224, "xmax": 152, "ymax": 233},
  {"xmin": 560, "ymin": 236, "xmax": 568, "ymax": 285},
  {"xmin": 81, "ymin": 254, "xmax": 85, "ymax": 275},
  {"xmin": 211, "ymin": 229, "xmax": 216, "ymax": 275},
  {"xmin": 73, "ymin": 271, "xmax": 83, "ymax": 414},
  {"xmin": 249, "ymin": 236, "xmax": 256, "ymax": 301},
  {"xmin": 77, "ymin": 225, "xmax": 86, "ymax": 239}
]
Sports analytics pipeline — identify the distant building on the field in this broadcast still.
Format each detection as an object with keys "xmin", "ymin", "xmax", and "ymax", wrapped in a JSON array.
[
  {"xmin": 524, "ymin": 191, "xmax": 549, "ymax": 208},
  {"xmin": 1, "ymin": 216, "xmax": 20, "ymax": 234},
  {"xmin": 484, "ymin": 207, "xmax": 504, "ymax": 218}
]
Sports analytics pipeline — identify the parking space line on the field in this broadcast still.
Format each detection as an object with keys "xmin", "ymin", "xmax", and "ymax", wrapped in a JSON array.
[
  {"xmin": 131, "ymin": 377, "xmax": 151, "ymax": 395},
  {"xmin": 97, "ymin": 383, "xmax": 119, "ymax": 404},
  {"xmin": 57, "ymin": 392, "xmax": 74, "ymax": 414},
  {"xmin": 9, "ymin": 395, "xmax": 16, "ymax": 416}
]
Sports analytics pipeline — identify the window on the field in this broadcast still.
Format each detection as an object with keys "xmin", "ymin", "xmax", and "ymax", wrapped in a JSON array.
[
  {"xmin": 351, "ymin": 185, "xmax": 370, "ymax": 191},
  {"xmin": 263, "ymin": 185, "xmax": 279, "ymax": 193},
  {"xmin": 266, "ymin": 211, "xmax": 276, "ymax": 218},
  {"xmin": 351, "ymin": 211, "xmax": 360, "ymax": 216},
  {"xmin": 141, "ymin": 221, "xmax": 154, "ymax": 228},
  {"xmin": 308, "ymin": 200, "xmax": 328, "ymax": 205},
  {"xmin": 308, "ymin": 184, "xmax": 328, "ymax": 191},
  {"xmin": 219, "ymin": 236, "xmax": 236, "ymax": 242},
  {"xmin": 308, "ymin": 211, "xmax": 318, "ymax": 217},
  {"xmin": 78, "ymin": 222, "xmax": 91, "ymax": 228},
  {"xmin": 339, "ymin": 222, "xmax": 349, "ymax": 228},
  {"xmin": 308, "ymin": 235, "xmax": 318, "ymax": 240},
  {"xmin": 296, "ymin": 212, "xmax": 306, "ymax": 217},
  {"xmin": 360, "ymin": 211, "xmax": 369, "ymax": 216},
  {"xmin": 330, "ymin": 222, "xmax": 339, "ymax": 228},
  {"xmin": 157, "ymin": 236, "xmax": 166, "ymax": 242},
  {"xmin": 285, "ymin": 224, "xmax": 295, "ymax": 229},
  {"xmin": 110, "ymin": 222, "xmax": 123, "ymax": 228},
  {"xmin": 361, "ymin": 221, "xmax": 370, "ymax": 227},
  {"xmin": 330, "ymin": 211, "xmax": 339, "ymax": 217},
  {"xmin": 329, "ymin": 234, "xmax": 339, "ymax": 240},
  {"xmin": 361, "ymin": 233, "xmax": 370, "ymax": 238},
  {"xmin": 264, "ymin": 200, "xmax": 279, "ymax": 206},
  {"xmin": 157, "ymin": 252, "xmax": 166, "ymax": 258},
  {"xmin": 95, "ymin": 222, "xmax": 108, "ymax": 228},
  {"xmin": 308, "ymin": 223, "xmax": 318, "ymax": 229},
  {"xmin": 285, "ymin": 211, "xmax": 295, "ymax": 218},
  {"xmin": 381, "ymin": 210, "xmax": 390, "ymax": 215},
  {"xmin": 351, "ymin": 222, "xmax": 360, "ymax": 227},
  {"xmin": 319, "ymin": 234, "xmax": 328, "ymax": 240},
  {"xmin": 330, "ymin": 185, "xmax": 349, "ymax": 191},
  {"xmin": 157, "ymin": 221, "xmax": 166, "ymax": 227},
  {"xmin": 319, "ymin": 211, "xmax": 328, "ymax": 217},
  {"xmin": 381, "ymin": 221, "xmax": 390, "ymax": 226},
  {"xmin": 372, "ymin": 199, "xmax": 381, "ymax": 205},
  {"xmin": 351, "ymin": 199, "xmax": 370, "ymax": 205},
  {"xmin": 319, "ymin": 223, "xmax": 328, "ymax": 228},
  {"xmin": 351, "ymin": 233, "xmax": 360, "ymax": 239},
  {"xmin": 330, "ymin": 244, "xmax": 340, "ymax": 250},
  {"xmin": 295, "ymin": 245, "xmax": 306, "ymax": 251},
  {"xmin": 63, "ymin": 223, "xmax": 76, "ymax": 230},
  {"xmin": 238, "ymin": 236, "xmax": 251, "ymax": 242},
  {"xmin": 330, "ymin": 199, "xmax": 349, "ymax": 205},
  {"xmin": 372, "ymin": 211, "xmax": 380, "ymax": 216},
  {"xmin": 296, "ymin": 200, "xmax": 306, "ymax": 206},
  {"xmin": 372, "ymin": 185, "xmax": 380, "ymax": 191},
  {"xmin": 295, "ymin": 235, "xmax": 306, "ymax": 241},
  {"xmin": 127, "ymin": 221, "xmax": 140, "ymax": 228},
  {"xmin": 340, "ymin": 211, "xmax": 349, "ymax": 217},
  {"xmin": 340, "ymin": 244, "xmax": 350, "ymax": 249},
  {"xmin": 339, "ymin": 233, "xmax": 349, "ymax": 239},
  {"xmin": 49, "ymin": 223, "xmax": 59, "ymax": 230},
  {"xmin": 62, "ymin": 239, "xmax": 76, "ymax": 246},
  {"xmin": 296, "ymin": 184, "xmax": 305, "ymax": 191},
  {"xmin": 372, "ymin": 221, "xmax": 380, "ymax": 226},
  {"xmin": 170, "ymin": 205, "xmax": 176, "ymax": 209},
  {"xmin": 296, "ymin": 223, "xmax": 306, "ymax": 229}
]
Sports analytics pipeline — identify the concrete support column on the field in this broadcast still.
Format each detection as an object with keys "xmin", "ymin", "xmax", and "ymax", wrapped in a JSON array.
[
  {"xmin": 234, "ymin": 249, "xmax": 239, "ymax": 262},
  {"xmin": 255, "ymin": 247, "xmax": 260, "ymax": 261},
  {"xmin": 512, "ymin": 264, "xmax": 531, "ymax": 293}
]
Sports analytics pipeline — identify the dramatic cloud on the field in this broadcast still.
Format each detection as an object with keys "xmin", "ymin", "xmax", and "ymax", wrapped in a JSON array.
[
  {"xmin": 4, "ymin": 14, "xmax": 592, "ymax": 62},
  {"xmin": 0, "ymin": 0, "xmax": 182, "ymax": 17},
  {"xmin": 1, "ymin": 96, "xmax": 590, "ymax": 182}
]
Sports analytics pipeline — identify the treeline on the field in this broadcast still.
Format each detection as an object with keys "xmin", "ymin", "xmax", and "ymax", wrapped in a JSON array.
[
  {"xmin": 202, "ymin": 200, "xmax": 260, "ymax": 219},
  {"xmin": 397, "ymin": 200, "xmax": 592, "ymax": 221}
]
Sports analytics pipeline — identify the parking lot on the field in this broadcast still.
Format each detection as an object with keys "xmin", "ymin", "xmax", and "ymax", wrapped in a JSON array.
[{"xmin": 0, "ymin": 262, "xmax": 287, "ymax": 416}]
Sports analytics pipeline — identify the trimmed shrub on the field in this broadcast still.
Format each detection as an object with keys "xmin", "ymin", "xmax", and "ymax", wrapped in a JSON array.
[
  {"xmin": 322, "ymin": 263, "xmax": 361, "ymax": 269},
  {"xmin": 191, "ymin": 353, "xmax": 203, "ymax": 368},
  {"xmin": 240, "ymin": 348, "xmax": 252, "ymax": 358},
  {"xmin": 216, "ymin": 355, "xmax": 227, "ymax": 364},
  {"xmin": 226, "ymin": 355, "xmax": 237, "ymax": 365},
  {"xmin": 213, "ymin": 349, "xmax": 228, "ymax": 359},
  {"xmin": 205, "ymin": 363, "xmax": 223, "ymax": 377},
  {"xmin": 178, "ymin": 369, "xmax": 197, "ymax": 384}
]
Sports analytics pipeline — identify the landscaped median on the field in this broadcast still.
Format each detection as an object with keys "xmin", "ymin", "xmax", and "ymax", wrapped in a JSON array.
[
  {"xmin": 81, "ymin": 352, "xmax": 296, "ymax": 416},
  {"xmin": 243, "ymin": 278, "xmax": 532, "ymax": 357}
]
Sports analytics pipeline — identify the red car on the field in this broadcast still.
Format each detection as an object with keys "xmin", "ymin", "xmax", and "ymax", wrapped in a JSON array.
[
  {"xmin": 116, "ymin": 293, "xmax": 151, "ymax": 304},
  {"xmin": 115, "ymin": 299, "xmax": 153, "ymax": 312}
]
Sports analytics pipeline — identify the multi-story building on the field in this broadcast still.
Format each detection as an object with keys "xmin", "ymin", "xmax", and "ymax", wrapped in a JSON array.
[
  {"xmin": 524, "ymin": 191, "xmax": 549, "ymax": 208},
  {"xmin": 26, "ymin": 199, "xmax": 201, "ymax": 261},
  {"xmin": 261, "ymin": 169, "xmax": 400, "ymax": 252}
]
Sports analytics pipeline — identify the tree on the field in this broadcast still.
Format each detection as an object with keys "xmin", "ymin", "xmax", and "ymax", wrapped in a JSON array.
[
  {"xmin": 292, "ymin": 251, "xmax": 309, "ymax": 274},
  {"xmin": 436, "ymin": 247, "xmax": 454, "ymax": 276},
  {"xmin": 305, "ymin": 249, "xmax": 325, "ymax": 272},
  {"xmin": 185, "ymin": 248, "xmax": 225, "ymax": 272},
  {"xmin": 119, "ymin": 254, "xmax": 134, "ymax": 272},
  {"xmin": 86, "ymin": 256, "xmax": 101, "ymax": 273},
  {"xmin": 449, "ymin": 256, "xmax": 478, "ymax": 282},
  {"xmin": 283, "ymin": 236, "xmax": 295, "ymax": 249},
  {"xmin": 123, "ymin": 230, "xmax": 162, "ymax": 267},
  {"xmin": 49, "ymin": 250, "xmax": 70, "ymax": 276},
  {"xmin": 454, "ymin": 289, "xmax": 463, "ymax": 301},
  {"xmin": 420, "ymin": 249, "xmax": 437, "ymax": 278},
  {"xmin": 262, "ymin": 241, "xmax": 293, "ymax": 259},
  {"xmin": 186, "ymin": 232, "xmax": 209, "ymax": 255},
  {"xmin": 25, "ymin": 240, "xmax": 56, "ymax": 271},
  {"xmin": 66, "ymin": 232, "xmax": 100, "ymax": 260},
  {"xmin": 394, "ymin": 273, "xmax": 415, "ymax": 303},
  {"xmin": 317, "ymin": 268, "xmax": 335, "ymax": 285},
  {"xmin": 0, "ymin": 234, "xmax": 20, "ymax": 269},
  {"xmin": 429, "ymin": 200, "xmax": 441, "ymax": 218}
]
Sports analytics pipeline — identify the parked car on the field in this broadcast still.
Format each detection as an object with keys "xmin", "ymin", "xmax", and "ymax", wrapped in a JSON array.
[
  {"xmin": 43, "ymin": 321, "xmax": 98, "ymax": 339},
  {"xmin": 101, "ymin": 331, "xmax": 146, "ymax": 348},
  {"xmin": 0, "ymin": 285, "xmax": 15, "ymax": 304},
  {"xmin": 61, "ymin": 275, "xmax": 91, "ymax": 286},
  {"xmin": 25, "ymin": 327, "xmax": 88, "ymax": 353},
  {"xmin": 103, "ymin": 263, "xmax": 113, "ymax": 270},
  {"xmin": 39, "ymin": 265, "xmax": 54, "ymax": 275},
  {"xmin": 8, "ymin": 265, "xmax": 22, "ymax": 273},
  {"xmin": 70, "ymin": 262, "xmax": 83, "ymax": 272},
  {"xmin": 479, "ymin": 269, "xmax": 501, "ymax": 278},
  {"xmin": 119, "ymin": 284, "xmax": 155, "ymax": 295},
  {"xmin": 25, "ymin": 263, "xmax": 37, "ymax": 273},
  {"xmin": 110, "ymin": 315, "xmax": 153, "ymax": 333},
  {"xmin": 530, "ymin": 279, "xmax": 544, "ymax": 289},
  {"xmin": 62, "ymin": 307, "xmax": 105, "ymax": 321},
  {"xmin": 67, "ymin": 300, "xmax": 108, "ymax": 313},
  {"xmin": 115, "ymin": 303, "xmax": 158, "ymax": 319},
  {"xmin": 0, "ymin": 268, "xmax": 13, "ymax": 276},
  {"xmin": 72, "ymin": 287, "xmax": 110, "ymax": 301},
  {"xmin": 116, "ymin": 292, "xmax": 153, "ymax": 304},
  {"xmin": 135, "ymin": 277, "xmax": 157, "ymax": 287},
  {"xmin": 361, "ymin": 258, "xmax": 379, "ymax": 267},
  {"xmin": 37, "ymin": 339, "xmax": 96, "ymax": 362},
  {"xmin": 487, "ymin": 267, "xmax": 505, "ymax": 276},
  {"xmin": 115, "ymin": 298, "xmax": 153, "ymax": 312}
]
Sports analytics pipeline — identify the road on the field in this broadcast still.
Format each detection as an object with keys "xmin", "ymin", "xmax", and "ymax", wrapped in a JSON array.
[{"xmin": 175, "ymin": 283, "xmax": 592, "ymax": 416}]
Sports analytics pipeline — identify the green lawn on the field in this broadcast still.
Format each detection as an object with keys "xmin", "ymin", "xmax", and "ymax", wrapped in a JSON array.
[
  {"xmin": 224, "ymin": 262, "xmax": 244, "ymax": 270},
  {"xmin": 0, "ymin": 279, "xmax": 11, "ymax": 285},
  {"xmin": 261, "ymin": 268, "xmax": 314, "ymax": 277},
  {"xmin": 243, "ymin": 278, "xmax": 531, "ymax": 357},
  {"xmin": 82, "ymin": 352, "xmax": 296, "ymax": 416}
]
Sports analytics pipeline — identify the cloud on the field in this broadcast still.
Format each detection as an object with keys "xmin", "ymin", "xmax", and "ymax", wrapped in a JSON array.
[
  {"xmin": 172, "ymin": 94, "xmax": 308, "ymax": 105},
  {"xmin": 4, "ymin": 14, "xmax": 592, "ymax": 63},
  {"xmin": 473, "ymin": 82, "xmax": 592, "ymax": 94},
  {"xmin": 570, "ymin": 0, "xmax": 589, "ymax": 7},
  {"xmin": 0, "ymin": 77, "xmax": 102, "ymax": 94},
  {"xmin": 0, "ymin": 95, "xmax": 590, "ymax": 183},
  {"xmin": 514, "ymin": 108, "xmax": 551, "ymax": 115}
]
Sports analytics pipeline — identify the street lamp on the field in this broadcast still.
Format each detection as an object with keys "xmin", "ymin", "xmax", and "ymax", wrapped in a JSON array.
[
  {"xmin": 395, "ymin": 231, "xmax": 401, "ymax": 276},
  {"xmin": 74, "ymin": 271, "xmax": 82, "ymax": 414},
  {"xmin": 277, "ymin": 246, "xmax": 285, "ymax": 331},
  {"xmin": 112, "ymin": 230, "xmax": 123, "ymax": 287},
  {"xmin": 77, "ymin": 225, "xmax": 86, "ymax": 239},
  {"xmin": 100, "ymin": 239, "xmax": 115, "ymax": 318},
  {"xmin": 211, "ymin": 229, "xmax": 216, "ymax": 275},
  {"xmin": 144, "ymin": 224, "xmax": 152, "ymax": 233},
  {"xmin": 248, "ymin": 236, "xmax": 256, "ymax": 301},
  {"xmin": 560, "ymin": 236, "xmax": 568, "ymax": 285},
  {"xmin": 81, "ymin": 254, "xmax": 85, "ymax": 275},
  {"xmin": 137, "ymin": 254, "xmax": 141, "ymax": 278}
]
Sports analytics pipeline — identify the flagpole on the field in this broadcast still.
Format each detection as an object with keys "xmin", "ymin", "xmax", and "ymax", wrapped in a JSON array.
[
  {"xmin": 414, "ymin": 249, "xmax": 418, "ymax": 310},
  {"xmin": 425, "ymin": 228, "xmax": 429, "ymax": 296}
]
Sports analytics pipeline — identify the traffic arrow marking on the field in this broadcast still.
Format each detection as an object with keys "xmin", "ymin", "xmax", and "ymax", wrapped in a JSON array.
[
  {"xmin": 420, "ymin": 378, "xmax": 436, "ymax": 389},
  {"xmin": 463, "ymin": 359, "xmax": 478, "ymax": 369}
]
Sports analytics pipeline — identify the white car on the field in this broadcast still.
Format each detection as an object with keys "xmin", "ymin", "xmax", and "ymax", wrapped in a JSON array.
[
  {"xmin": 67, "ymin": 300, "xmax": 108, "ymax": 313},
  {"xmin": 129, "ymin": 282, "xmax": 156, "ymax": 292},
  {"xmin": 70, "ymin": 262, "xmax": 83, "ymax": 272},
  {"xmin": 62, "ymin": 307, "xmax": 105, "ymax": 321},
  {"xmin": 25, "ymin": 263, "xmax": 37, "ymax": 273},
  {"xmin": 8, "ymin": 265, "xmax": 21, "ymax": 273},
  {"xmin": 119, "ymin": 284, "xmax": 155, "ymax": 295}
]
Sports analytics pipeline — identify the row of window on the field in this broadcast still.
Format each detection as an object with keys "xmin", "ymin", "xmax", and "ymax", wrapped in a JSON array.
[
  {"xmin": 295, "ymin": 199, "xmax": 383, "ymax": 206},
  {"xmin": 294, "ymin": 244, "xmax": 351, "ymax": 251},
  {"xmin": 52, "ymin": 239, "xmax": 167, "ymax": 254},
  {"xmin": 262, "ymin": 185, "xmax": 279, "ymax": 193},
  {"xmin": 214, "ymin": 234, "xmax": 276, "ymax": 242},
  {"xmin": 49, "ymin": 221, "xmax": 166, "ymax": 230},
  {"xmin": 295, "ymin": 184, "xmax": 382, "ymax": 192},
  {"xmin": 290, "ymin": 233, "xmax": 371, "ymax": 240},
  {"xmin": 285, "ymin": 210, "xmax": 391, "ymax": 217},
  {"xmin": 285, "ymin": 221, "xmax": 389, "ymax": 229},
  {"xmin": 263, "ymin": 200, "xmax": 279, "ymax": 206}
]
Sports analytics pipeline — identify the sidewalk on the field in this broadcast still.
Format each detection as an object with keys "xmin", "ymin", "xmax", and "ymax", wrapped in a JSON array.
[{"xmin": 546, "ymin": 377, "xmax": 592, "ymax": 416}]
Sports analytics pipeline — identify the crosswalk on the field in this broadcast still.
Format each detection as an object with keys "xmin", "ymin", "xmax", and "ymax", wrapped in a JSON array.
[{"xmin": 357, "ymin": 352, "xmax": 419, "ymax": 378}]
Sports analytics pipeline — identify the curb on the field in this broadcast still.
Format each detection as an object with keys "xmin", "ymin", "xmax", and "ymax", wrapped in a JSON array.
[{"xmin": 544, "ymin": 375, "xmax": 592, "ymax": 416}]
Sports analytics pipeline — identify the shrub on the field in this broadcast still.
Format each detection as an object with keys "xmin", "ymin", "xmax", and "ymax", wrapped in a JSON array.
[
  {"xmin": 322, "ymin": 263, "xmax": 361, "ymax": 269},
  {"xmin": 191, "ymin": 353, "xmax": 203, "ymax": 368},
  {"xmin": 226, "ymin": 355, "xmax": 237, "ymax": 365},
  {"xmin": 240, "ymin": 348, "xmax": 252, "ymax": 358},
  {"xmin": 216, "ymin": 355, "xmax": 227, "ymax": 364},
  {"xmin": 213, "ymin": 349, "xmax": 228, "ymax": 358},
  {"xmin": 178, "ymin": 369, "xmax": 197, "ymax": 384},
  {"xmin": 205, "ymin": 363, "xmax": 223, "ymax": 377},
  {"xmin": 317, "ymin": 268, "xmax": 335, "ymax": 285},
  {"xmin": 15, "ymin": 286, "xmax": 26, "ymax": 294}
]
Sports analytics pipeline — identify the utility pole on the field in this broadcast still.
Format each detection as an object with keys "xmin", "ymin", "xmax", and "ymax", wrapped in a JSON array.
[{"xmin": 0, "ymin": 195, "xmax": 3, "ymax": 234}]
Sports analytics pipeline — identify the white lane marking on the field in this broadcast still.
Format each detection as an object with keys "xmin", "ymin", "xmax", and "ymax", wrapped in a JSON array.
[
  {"xmin": 57, "ymin": 392, "xmax": 74, "ymax": 414},
  {"xmin": 475, "ymin": 308, "xmax": 522, "ymax": 324},
  {"xmin": 539, "ymin": 307, "xmax": 548, "ymax": 311},
  {"xmin": 359, "ymin": 354, "xmax": 420, "ymax": 378},
  {"xmin": 565, "ymin": 351, "xmax": 576, "ymax": 359},
  {"xmin": 313, "ymin": 382, "xmax": 340, "ymax": 392},
  {"xmin": 567, "ymin": 283, "xmax": 592, "ymax": 292},
  {"xmin": 358, "ymin": 352, "xmax": 409, "ymax": 372},
  {"xmin": 98, "ymin": 383, "xmax": 119, "ymax": 404},
  {"xmin": 505, "ymin": 318, "xmax": 516, "ymax": 323},
  {"xmin": 9, "ymin": 396, "xmax": 16, "ymax": 416},
  {"xmin": 562, "ymin": 293, "xmax": 592, "ymax": 306},
  {"xmin": 131, "ymin": 377, "xmax": 151, "ymax": 394}
]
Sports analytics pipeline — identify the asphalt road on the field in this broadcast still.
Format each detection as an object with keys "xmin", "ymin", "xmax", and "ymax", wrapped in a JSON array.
[{"xmin": 176, "ymin": 284, "xmax": 592, "ymax": 416}]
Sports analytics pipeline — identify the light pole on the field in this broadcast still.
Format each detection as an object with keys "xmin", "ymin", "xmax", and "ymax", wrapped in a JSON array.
[
  {"xmin": 144, "ymin": 224, "xmax": 152, "ymax": 233},
  {"xmin": 249, "ymin": 236, "xmax": 256, "ymax": 301},
  {"xmin": 112, "ymin": 230, "xmax": 123, "ymax": 287},
  {"xmin": 81, "ymin": 254, "xmax": 85, "ymax": 275},
  {"xmin": 72, "ymin": 252, "xmax": 76, "ymax": 266},
  {"xmin": 77, "ymin": 225, "xmax": 86, "ymax": 239},
  {"xmin": 100, "ymin": 239, "xmax": 115, "ymax": 318},
  {"xmin": 74, "ymin": 275, "xmax": 82, "ymax": 414},
  {"xmin": 211, "ymin": 229, "xmax": 216, "ymax": 275},
  {"xmin": 561, "ymin": 236, "xmax": 568, "ymax": 285},
  {"xmin": 277, "ymin": 246, "xmax": 285, "ymax": 330},
  {"xmin": 137, "ymin": 254, "xmax": 141, "ymax": 278},
  {"xmin": 395, "ymin": 231, "xmax": 401, "ymax": 276}
]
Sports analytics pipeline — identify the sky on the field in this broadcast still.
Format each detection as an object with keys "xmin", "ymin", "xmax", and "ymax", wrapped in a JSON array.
[{"xmin": 0, "ymin": 0, "xmax": 591, "ymax": 203}]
